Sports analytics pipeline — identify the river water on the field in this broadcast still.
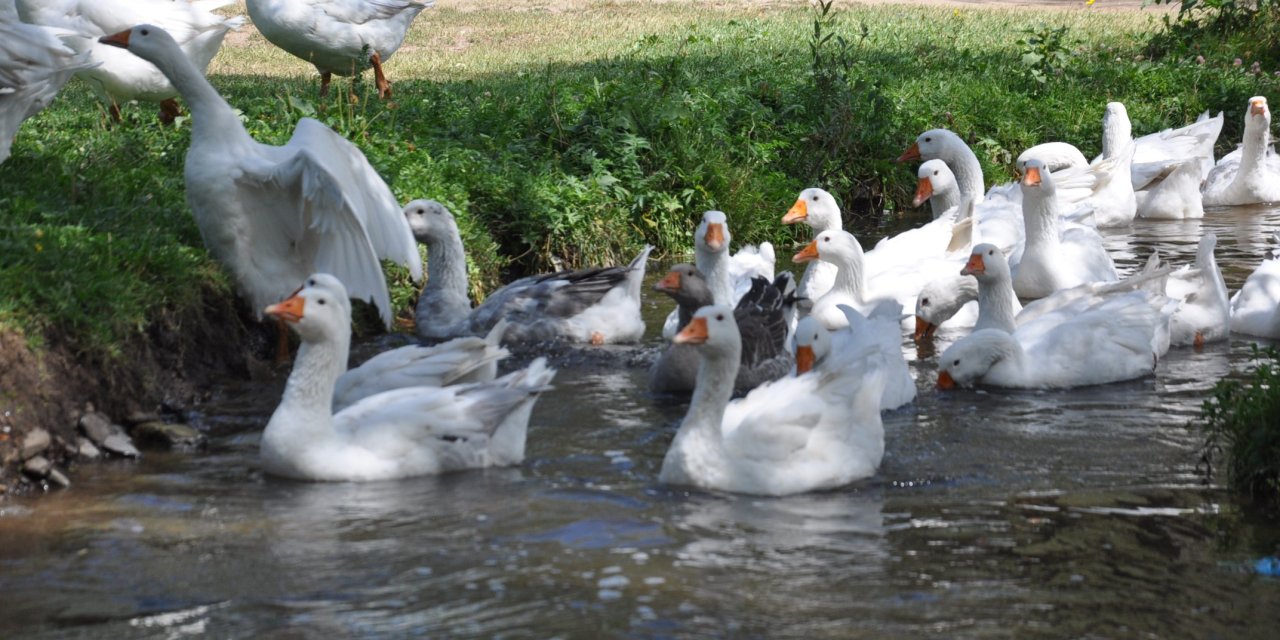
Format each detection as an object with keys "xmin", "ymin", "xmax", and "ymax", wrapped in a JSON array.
[{"xmin": 2, "ymin": 205, "xmax": 1280, "ymax": 638}]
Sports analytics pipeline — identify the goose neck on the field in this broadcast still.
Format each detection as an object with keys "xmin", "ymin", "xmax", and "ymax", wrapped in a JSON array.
[
  {"xmin": 1238, "ymin": 123, "xmax": 1272, "ymax": 177},
  {"xmin": 697, "ymin": 249, "xmax": 733, "ymax": 306},
  {"xmin": 947, "ymin": 145, "xmax": 985, "ymax": 202},
  {"xmin": 425, "ymin": 231, "xmax": 471, "ymax": 300},
  {"xmin": 675, "ymin": 345, "xmax": 739, "ymax": 449},
  {"xmin": 974, "ymin": 275, "xmax": 1018, "ymax": 333},
  {"xmin": 829, "ymin": 253, "xmax": 865, "ymax": 304},
  {"xmin": 1021, "ymin": 194, "xmax": 1061, "ymax": 250}
]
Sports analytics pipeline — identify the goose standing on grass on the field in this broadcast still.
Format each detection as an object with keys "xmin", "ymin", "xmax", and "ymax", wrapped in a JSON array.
[
  {"xmin": 1229, "ymin": 233, "xmax": 1280, "ymax": 339},
  {"xmin": 658, "ymin": 305, "xmax": 887, "ymax": 497},
  {"xmin": 1203, "ymin": 96, "xmax": 1280, "ymax": 206},
  {"xmin": 0, "ymin": 0, "xmax": 96, "ymax": 163},
  {"xmin": 100, "ymin": 25, "xmax": 423, "ymax": 332},
  {"xmin": 649, "ymin": 265, "xmax": 794, "ymax": 394},
  {"xmin": 403, "ymin": 199, "xmax": 652, "ymax": 345},
  {"xmin": 19, "ymin": 0, "xmax": 243, "ymax": 123},
  {"xmin": 1013, "ymin": 158, "xmax": 1118, "ymax": 299},
  {"xmin": 260, "ymin": 274, "xmax": 555, "ymax": 482},
  {"xmin": 245, "ymin": 0, "xmax": 433, "ymax": 99},
  {"xmin": 792, "ymin": 303, "xmax": 916, "ymax": 411}
]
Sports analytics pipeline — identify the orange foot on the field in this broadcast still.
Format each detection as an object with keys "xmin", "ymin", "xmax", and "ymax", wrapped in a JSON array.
[
  {"xmin": 1193, "ymin": 331, "xmax": 1205, "ymax": 350},
  {"xmin": 590, "ymin": 331, "xmax": 606, "ymax": 346}
]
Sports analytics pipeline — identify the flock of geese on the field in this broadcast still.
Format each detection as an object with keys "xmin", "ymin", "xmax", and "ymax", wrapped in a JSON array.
[{"xmin": 2, "ymin": 2, "xmax": 1280, "ymax": 496}]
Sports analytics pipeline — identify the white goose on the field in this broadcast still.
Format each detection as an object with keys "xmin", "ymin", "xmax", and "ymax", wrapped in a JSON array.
[
  {"xmin": 102, "ymin": 24, "xmax": 422, "ymax": 329},
  {"xmin": 404, "ymin": 199, "xmax": 652, "ymax": 345},
  {"xmin": 1203, "ymin": 96, "xmax": 1280, "ymax": 206},
  {"xmin": 1134, "ymin": 158, "xmax": 1206, "ymax": 220},
  {"xmin": 1012, "ymin": 158, "xmax": 1118, "ymax": 299},
  {"xmin": 911, "ymin": 159, "xmax": 963, "ymax": 219},
  {"xmin": 1017, "ymin": 141, "xmax": 1088, "ymax": 173},
  {"xmin": 1229, "ymin": 233, "xmax": 1280, "ymax": 339},
  {"xmin": 1098, "ymin": 101, "xmax": 1222, "ymax": 191},
  {"xmin": 782, "ymin": 187, "xmax": 842, "ymax": 303},
  {"xmin": 260, "ymin": 273, "xmax": 555, "ymax": 482},
  {"xmin": 960, "ymin": 242, "xmax": 1173, "ymax": 355},
  {"xmin": 245, "ymin": 0, "xmax": 433, "ymax": 98},
  {"xmin": 1162, "ymin": 233, "xmax": 1230, "ymax": 347},
  {"xmin": 792, "ymin": 229, "xmax": 886, "ymax": 330},
  {"xmin": 1, "ymin": 0, "xmax": 95, "ymax": 163},
  {"xmin": 18, "ymin": 0, "xmax": 242, "ymax": 122},
  {"xmin": 661, "ymin": 210, "xmax": 774, "ymax": 339},
  {"xmin": 658, "ymin": 305, "xmax": 887, "ymax": 497},
  {"xmin": 792, "ymin": 303, "xmax": 916, "ymax": 411},
  {"xmin": 936, "ymin": 292, "xmax": 1172, "ymax": 390}
]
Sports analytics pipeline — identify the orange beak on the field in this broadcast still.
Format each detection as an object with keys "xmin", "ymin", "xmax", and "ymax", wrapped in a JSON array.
[
  {"xmin": 961, "ymin": 252, "xmax": 986, "ymax": 276},
  {"xmin": 794, "ymin": 344, "xmax": 816, "ymax": 374},
  {"xmin": 913, "ymin": 315, "xmax": 937, "ymax": 341},
  {"xmin": 703, "ymin": 222, "xmax": 725, "ymax": 251},
  {"xmin": 896, "ymin": 141, "xmax": 921, "ymax": 163},
  {"xmin": 936, "ymin": 370, "xmax": 956, "ymax": 390},
  {"xmin": 99, "ymin": 29, "xmax": 131, "ymax": 48},
  {"xmin": 912, "ymin": 177, "xmax": 934, "ymax": 207},
  {"xmin": 792, "ymin": 239, "xmax": 820, "ymax": 263},
  {"xmin": 673, "ymin": 316, "xmax": 708, "ymax": 345},
  {"xmin": 782, "ymin": 199, "xmax": 808, "ymax": 224},
  {"xmin": 265, "ymin": 295, "xmax": 305, "ymax": 324},
  {"xmin": 653, "ymin": 270, "xmax": 682, "ymax": 293},
  {"xmin": 1022, "ymin": 165, "xmax": 1042, "ymax": 187},
  {"xmin": 1251, "ymin": 98, "xmax": 1267, "ymax": 116}
]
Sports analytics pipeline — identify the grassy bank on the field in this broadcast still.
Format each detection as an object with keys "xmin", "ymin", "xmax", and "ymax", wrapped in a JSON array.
[{"xmin": 2, "ymin": 0, "xmax": 1278, "ymax": 365}]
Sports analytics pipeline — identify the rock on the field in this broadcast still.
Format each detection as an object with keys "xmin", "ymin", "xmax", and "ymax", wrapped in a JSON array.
[
  {"xmin": 76, "ymin": 437, "xmax": 102, "ymax": 460},
  {"xmin": 79, "ymin": 411, "xmax": 118, "ymax": 445},
  {"xmin": 21, "ymin": 428, "xmax": 51, "ymax": 460},
  {"xmin": 22, "ymin": 455, "xmax": 51, "ymax": 478},
  {"xmin": 100, "ymin": 433, "xmax": 141, "ymax": 459},
  {"xmin": 124, "ymin": 411, "xmax": 164, "ymax": 427},
  {"xmin": 47, "ymin": 468, "xmax": 71, "ymax": 488},
  {"xmin": 132, "ymin": 421, "xmax": 206, "ymax": 451}
]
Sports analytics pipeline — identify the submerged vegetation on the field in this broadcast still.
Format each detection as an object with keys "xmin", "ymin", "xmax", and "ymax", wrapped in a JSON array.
[
  {"xmin": 1, "ymin": 0, "xmax": 1278, "ymax": 363},
  {"xmin": 1200, "ymin": 346, "xmax": 1280, "ymax": 512}
]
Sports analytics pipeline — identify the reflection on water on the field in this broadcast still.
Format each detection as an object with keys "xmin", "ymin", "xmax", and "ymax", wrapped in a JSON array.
[{"xmin": 3, "ymin": 206, "xmax": 1280, "ymax": 637}]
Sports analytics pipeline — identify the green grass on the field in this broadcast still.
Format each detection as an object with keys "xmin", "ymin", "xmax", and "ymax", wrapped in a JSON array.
[
  {"xmin": 1201, "ymin": 346, "xmax": 1280, "ymax": 511},
  {"xmin": 1, "ymin": 0, "xmax": 1278, "ymax": 359}
]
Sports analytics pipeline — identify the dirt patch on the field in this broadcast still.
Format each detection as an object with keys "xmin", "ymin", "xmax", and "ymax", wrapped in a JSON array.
[{"xmin": 0, "ymin": 283, "xmax": 270, "ymax": 495}]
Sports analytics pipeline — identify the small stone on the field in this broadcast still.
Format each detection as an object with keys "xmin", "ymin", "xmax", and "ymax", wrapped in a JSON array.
[
  {"xmin": 47, "ymin": 468, "xmax": 71, "ymax": 488},
  {"xmin": 21, "ymin": 428, "xmax": 51, "ymax": 460},
  {"xmin": 132, "ymin": 422, "xmax": 206, "ymax": 451},
  {"xmin": 22, "ymin": 455, "xmax": 51, "ymax": 478},
  {"xmin": 79, "ymin": 411, "xmax": 117, "ymax": 445},
  {"xmin": 76, "ymin": 437, "xmax": 101, "ymax": 460},
  {"xmin": 100, "ymin": 433, "xmax": 141, "ymax": 458}
]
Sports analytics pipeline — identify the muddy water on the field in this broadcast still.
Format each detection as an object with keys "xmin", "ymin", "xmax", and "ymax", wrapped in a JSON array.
[{"xmin": 3, "ymin": 206, "xmax": 1280, "ymax": 638}]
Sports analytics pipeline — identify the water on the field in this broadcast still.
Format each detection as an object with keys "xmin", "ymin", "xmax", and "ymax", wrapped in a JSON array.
[{"xmin": 3, "ymin": 206, "xmax": 1280, "ymax": 638}]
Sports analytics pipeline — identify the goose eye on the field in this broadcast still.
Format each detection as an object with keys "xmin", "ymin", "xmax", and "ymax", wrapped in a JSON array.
[
  {"xmin": 811, "ymin": 195, "xmax": 818, "ymax": 201},
  {"xmin": 812, "ymin": 333, "xmax": 819, "ymax": 340},
  {"xmin": 822, "ymin": 237, "xmax": 830, "ymax": 243},
  {"xmin": 953, "ymin": 359, "xmax": 960, "ymax": 366},
  {"xmin": 140, "ymin": 28, "xmax": 149, "ymax": 36},
  {"xmin": 317, "ymin": 298, "xmax": 326, "ymax": 305},
  {"xmin": 924, "ymin": 136, "xmax": 932, "ymax": 143},
  {"xmin": 933, "ymin": 170, "xmax": 939, "ymax": 176},
  {"xmin": 715, "ymin": 314, "xmax": 724, "ymax": 321},
  {"xmin": 921, "ymin": 298, "xmax": 930, "ymax": 306},
  {"xmin": 307, "ymin": 278, "xmax": 315, "ymax": 286},
  {"xmin": 987, "ymin": 249, "xmax": 995, "ymax": 256}
]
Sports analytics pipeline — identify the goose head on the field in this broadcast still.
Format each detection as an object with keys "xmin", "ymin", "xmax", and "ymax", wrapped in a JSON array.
[
  {"xmin": 792, "ymin": 316, "xmax": 831, "ymax": 374},
  {"xmin": 265, "ymin": 273, "xmax": 353, "ymax": 344},
  {"xmin": 913, "ymin": 274, "xmax": 978, "ymax": 340},
  {"xmin": 793, "ymin": 229, "xmax": 864, "ymax": 268},
  {"xmin": 936, "ymin": 329, "xmax": 1015, "ymax": 389},
  {"xmin": 913, "ymin": 159, "xmax": 958, "ymax": 207},
  {"xmin": 960, "ymin": 242, "xmax": 1013, "ymax": 284},
  {"xmin": 654, "ymin": 263, "xmax": 713, "ymax": 310},
  {"xmin": 696, "ymin": 210, "xmax": 731, "ymax": 255},
  {"xmin": 674, "ymin": 305, "xmax": 741, "ymax": 358},
  {"xmin": 98, "ymin": 24, "xmax": 178, "ymax": 64},
  {"xmin": 402, "ymin": 199, "xmax": 458, "ymax": 244},
  {"xmin": 897, "ymin": 128, "xmax": 962, "ymax": 163},
  {"xmin": 1245, "ymin": 96, "xmax": 1271, "ymax": 141},
  {"xmin": 783, "ymin": 188, "xmax": 843, "ymax": 232},
  {"xmin": 1018, "ymin": 157, "xmax": 1058, "ymax": 201}
]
